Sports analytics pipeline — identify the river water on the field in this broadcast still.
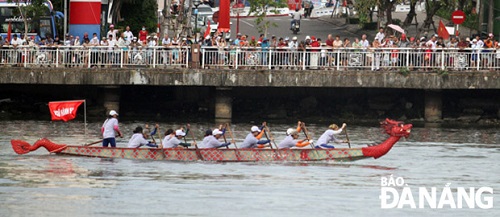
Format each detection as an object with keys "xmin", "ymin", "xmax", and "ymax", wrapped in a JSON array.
[{"xmin": 0, "ymin": 120, "xmax": 499, "ymax": 216}]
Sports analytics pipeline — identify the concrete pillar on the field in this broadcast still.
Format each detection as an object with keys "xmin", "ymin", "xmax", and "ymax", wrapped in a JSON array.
[
  {"xmin": 424, "ymin": 90, "xmax": 442, "ymax": 122},
  {"xmin": 215, "ymin": 87, "xmax": 232, "ymax": 121},
  {"xmin": 102, "ymin": 86, "xmax": 121, "ymax": 114}
]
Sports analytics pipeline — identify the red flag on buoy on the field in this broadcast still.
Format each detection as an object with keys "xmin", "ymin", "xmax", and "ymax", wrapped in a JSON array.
[{"xmin": 48, "ymin": 100, "xmax": 84, "ymax": 121}]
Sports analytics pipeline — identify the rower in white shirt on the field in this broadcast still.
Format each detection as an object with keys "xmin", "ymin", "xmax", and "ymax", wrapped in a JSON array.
[
  {"xmin": 127, "ymin": 126, "xmax": 158, "ymax": 148},
  {"xmin": 316, "ymin": 123, "xmax": 348, "ymax": 149}
]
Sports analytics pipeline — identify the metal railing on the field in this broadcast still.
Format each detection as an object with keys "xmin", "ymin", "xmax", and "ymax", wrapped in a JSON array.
[
  {"xmin": 1, "ymin": 45, "xmax": 498, "ymax": 71},
  {"xmin": 0, "ymin": 46, "xmax": 189, "ymax": 68}
]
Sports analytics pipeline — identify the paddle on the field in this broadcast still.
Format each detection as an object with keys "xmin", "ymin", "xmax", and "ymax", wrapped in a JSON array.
[
  {"xmin": 156, "ymin": 124, "xmax": 162, "ymax": 146},
  {"xmin": 300, "ymin": 122, "xmax": 316, "ymax": 150},
  {"xmin": 300, "ymin": 122, "xmax": 320, "ymax": 159},
  {"xmin": 221, "ymin": 124, "xmax": 230, "ymax": 149},
  {"xmin": 187, "ymin": 124, "xmax": 203, "ymax": 160},
  {"xmin": 345, "ymin": 127, "xmax": 351, "ymax": 148},
  {"xmin": 83, "ymin": 140, "xmax": 103, "ymax": 147},
  {"xmin": 225, "ymin": 123, "xmax": 241, "ymax": 160},
  {"xmin": 152, "ymin": 124, "xmax": 166, "ymax": 159},
  {"xmin": 148, "ymin": 124, "xmax": 157, "ymax": 144},
  {"xmin": 181, "ymin": 125, "xmax": 190, "ymax": 149},
  {"xmin": 263, "ymin": 124, "xmax": 282, "ymax": 158},
  {"xmin": 225, "ymin": 123, "xmax": 239, "ymax": 149}
]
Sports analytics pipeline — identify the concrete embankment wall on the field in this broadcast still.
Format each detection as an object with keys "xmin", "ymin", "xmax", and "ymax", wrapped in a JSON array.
[
  {"xmin": 0, "ymin": 68, "xmax": 498, "ymax": 89},
  {"xmin": 0, "ymin": 68, "xmax": 499, "ymax": 124}
]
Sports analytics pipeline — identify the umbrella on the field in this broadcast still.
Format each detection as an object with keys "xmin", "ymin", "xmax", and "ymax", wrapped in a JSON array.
[{"xmin": 388, "ymin": 24, "xmax": 405, "ymax": 34}]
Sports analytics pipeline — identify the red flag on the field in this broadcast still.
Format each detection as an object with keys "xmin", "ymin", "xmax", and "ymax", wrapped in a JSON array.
[
  {"xmin": 204, "ymin": 20, "xmax": 211, "ymax": 39},
  {"xmin": 48, "ymin": 100, "xmax": 84, "ymax": 122},
  {"xmin": 437, "ymin": 20, "xmax": 449, "ymax": 40},
  {"xmin": 7, "ymin": 22, "xmax": 12, "ymax": 42},
  {"xmin": 218, "ymin": 0, "xmax": 231, "ymax": 33}
]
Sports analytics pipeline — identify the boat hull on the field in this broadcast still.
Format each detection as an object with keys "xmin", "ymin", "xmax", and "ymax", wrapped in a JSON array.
[
  {"xmin": 11, "ymin": 119, "xmax": 412, "ymax": 162},
  {"xmin": 55, "ymin": 145, "xmax": 368, "ymax": 162}
]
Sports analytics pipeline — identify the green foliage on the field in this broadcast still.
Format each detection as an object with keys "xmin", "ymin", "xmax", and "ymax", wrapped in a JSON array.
[
  {"xmin": 436, "ymin": 3, "xmax": 478, "ymax": 32},
  {"xmin": 247, "ymin": 0, "xmax": 287, "ymax": 35},
  {"xmin": 398, "ymin": 67, "xmax": 410, "ymax": 76},
  {"xmin": 117, "ymin": 0, "xmax": 158, "ymax": 34},
  {"xmin": 354, "ymin": 0, "xmax": 377, "ymax": 26},
  {"xmin": 7, "ymin": 0, "xmax": 50, "ymax": 35},
  {"xmin": 435, "ymin": 68, "xmax": 449, "ymax": 76},
  {"xmin": 7, "ymin": 0, "xmax": 47, "ymax": 18}
]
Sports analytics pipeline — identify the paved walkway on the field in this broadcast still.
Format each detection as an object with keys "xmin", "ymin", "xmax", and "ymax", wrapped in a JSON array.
[{"xmin": 317, "ymin": 10, "xmax": 475, "ymax": 40}]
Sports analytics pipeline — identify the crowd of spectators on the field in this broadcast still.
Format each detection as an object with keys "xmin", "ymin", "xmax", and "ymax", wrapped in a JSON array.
[{"xmin": 1, "ymin": 25, "xmax": 499, "ymax": 70}]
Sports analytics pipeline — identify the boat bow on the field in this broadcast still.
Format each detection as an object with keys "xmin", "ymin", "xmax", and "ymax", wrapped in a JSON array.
[{"xmin": 11, "ymin": 138, "xmax": 67, "ymax": 154}]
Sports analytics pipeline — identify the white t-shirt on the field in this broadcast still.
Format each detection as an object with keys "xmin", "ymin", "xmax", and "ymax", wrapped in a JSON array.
[
  {"xmin": 107, "ymin": 29, "xmax": 119, "ymax": 41},
  {"xmin": 108, "ymin": 39, "xmax": 117, "ymax": 50},
  {"xmin": 375, "ymin": 32, "xmax": 385, "ymax": 43},
  {"xmin": 127, "ymin": 133, "xmax": 149, "ymax": 148},
  {"xmin": 124, "ymin": 31, "xmax": 134, "ymax": 42},
  {"xmin": 278, "ymin": 135, "xmax": 298, "ymax": 149},
  {"xmin": 317, "ymin": 128, "xmax": 343, "ymax": 146},
  {"xmin": 10, "ymin": 38, "xmax": 23, "ymax": 46},
  {"xmin": 199, "ymin": 136, "xmax": 223, "ymax": 149},
  {"xmin": 164, "ymin": 136, "xmax": 181, "ymax": 148},
  {"xmin": 162, "ymin": 135, "xmax": 172, "ymax": 148},
  {"xmin": 240, "ymin": 133, "xmax": 258, "ymax": 148},
  {"xmin": 102, "ymin": 118, "xmax": 119, "ymax": 139},
  {"xmin": 162, "ymin": 38, "xmax": 171, "ymax": 46},
  {"xmin": 90, "ymin": 37, "xmax": 99, "ymax": 46}
]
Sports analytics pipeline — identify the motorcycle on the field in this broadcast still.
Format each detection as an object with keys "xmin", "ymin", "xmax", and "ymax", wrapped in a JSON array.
[{"xmin": 291, "ymin": 20, "xmax": 300, "ymax": 34}]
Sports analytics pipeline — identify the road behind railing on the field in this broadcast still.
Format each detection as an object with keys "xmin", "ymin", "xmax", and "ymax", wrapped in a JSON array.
[{"xmin": 0, "ymin": 46, "xmax": 498, "ymax": 71}]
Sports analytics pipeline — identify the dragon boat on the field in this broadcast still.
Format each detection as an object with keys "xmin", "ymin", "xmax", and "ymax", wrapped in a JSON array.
[{"xmin": 11, "ymin": 119, "xmax": 412, "ymax": 162}]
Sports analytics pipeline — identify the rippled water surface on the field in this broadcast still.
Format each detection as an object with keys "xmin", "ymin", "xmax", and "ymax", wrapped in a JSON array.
[{"xmin": 0, "ymin": 120, "xmax": 499, "ymax": 216}]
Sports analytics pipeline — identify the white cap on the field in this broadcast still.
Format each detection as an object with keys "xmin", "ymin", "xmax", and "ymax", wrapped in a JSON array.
[
  {"xmin": 251, "ymin": 126, "xmax": 261, "ymax": 132},
  {"xmin": 292, "ymin": 36, "xmax": 297, "ymax": 40},
  {"xmin": 472, "ymin": 39, "xmax": 478, "ymax": 42},
  {"xmin": 109, "ymin": 110, "xmax": 118, "ymax": 116},
  {"xmin": 286, "ymin": 128, "xmax": 298, "ymax": 136},
  {"xmin": 305, "ymin": 36, "xmax": 311, "ymax": 40},
  {"xmin": 212, "ymin": 129, "xmax": 223, "ymax": 135},
  {"xmin": 175, "ymin": 129, "xmax": 186, "ymax": 137}
]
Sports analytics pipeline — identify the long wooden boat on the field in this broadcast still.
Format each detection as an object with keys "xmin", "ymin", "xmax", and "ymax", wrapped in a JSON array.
[{"xmin": 11, "ymin": 119, "xmax": 412, "ymax": 162}]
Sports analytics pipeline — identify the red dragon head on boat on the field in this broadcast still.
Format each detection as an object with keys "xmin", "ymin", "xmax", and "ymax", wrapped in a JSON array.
[
  {"xmin": 361, "ymin": 118, "xmax": 412, "ymax": 159},
  {"xmin": 381, "ymin": 118, "xmax": 412, "ymax": 138}
]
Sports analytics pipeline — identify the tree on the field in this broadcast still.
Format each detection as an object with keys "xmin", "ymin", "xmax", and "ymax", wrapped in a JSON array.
[
  {"xmin": 420, "ymin": 0, "xmax": 448, "ymax": 33},
  {"xmin": 116, "ymin": 0, "xmax": 158, "ymax": 35},
  {"xmin": 354, "ymin": 0, "xmax": 378, "ymax": 24},
  {"xmin": 247, "ymin": 0, "xmax": 287, "ymax": 36},
  {"xmin": 8, "ymin": 0, "xmax": 48, "ymax": 38},
  {"xmin": 354, "ymin": 0, "xmax": 401, "ymax": 29},
  {"xmin": 402, "ymin": 0, "xmax": 418, "ymax": 27}
]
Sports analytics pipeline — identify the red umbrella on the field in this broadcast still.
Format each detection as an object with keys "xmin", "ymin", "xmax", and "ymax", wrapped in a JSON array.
[{"xmin": 7, "ymin": 22, "xmax": 12, "ymax": 42}]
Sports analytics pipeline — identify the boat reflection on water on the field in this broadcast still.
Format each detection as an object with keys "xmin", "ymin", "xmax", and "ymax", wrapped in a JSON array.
[{"xmin": 3, "ymin": 157, "xmax": 116, "ymax": 189}]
